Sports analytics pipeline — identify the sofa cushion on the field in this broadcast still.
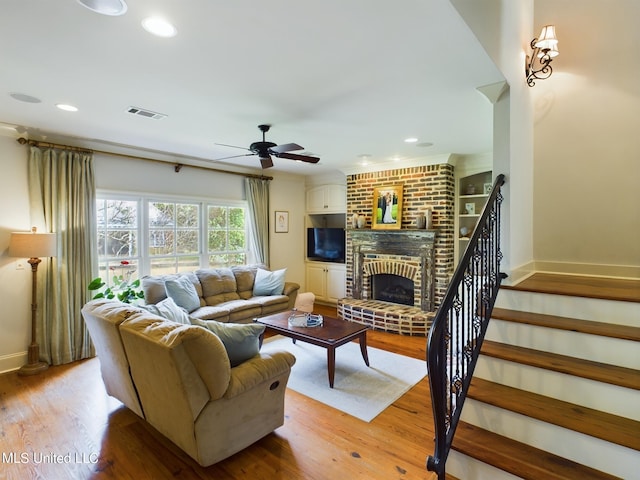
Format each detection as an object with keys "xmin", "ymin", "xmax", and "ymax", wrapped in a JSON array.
[
  {"xmin": 165, "ymin": 275, "xmax": 201, "ymax": 313},
  {"xmin": 142, "ymin": 272, "xmax": 204, "ymax": 306},
  {"xmin": 191, "ymin": 318, "xmax": 265, "ymax": 367},
  {"xmin": 139, "ymin": 297, "xmax": 191, "ymax": 324},
  {"xmin": 188, "ymin": 305, "xmax": 231, "ymax": 321},
  {"xmin": 231, "ymin": 265, "xmax": 259, "ymax": 300},
  {"xmin": 196, "ymin": 268, "xmax": 241, "ymax": 305},
  {"xmin": 253, "ymin": 268, "xmax": 286, "ymax": 296}
]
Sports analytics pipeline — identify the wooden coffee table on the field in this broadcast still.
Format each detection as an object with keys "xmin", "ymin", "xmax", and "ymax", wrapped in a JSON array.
[{"xmin": 257, "ymin": 311, "xmax": 370, "ymax": 388}]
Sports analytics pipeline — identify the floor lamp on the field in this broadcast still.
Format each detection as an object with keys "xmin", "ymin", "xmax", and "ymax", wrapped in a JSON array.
[{"xmin": 9, "ymin": 227, "xmax": 57, "ymax": 376}]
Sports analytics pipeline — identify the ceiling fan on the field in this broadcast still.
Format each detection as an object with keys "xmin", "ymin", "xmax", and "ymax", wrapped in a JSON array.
[{"xmin": 214, "ymin": 124, "xmax": 320, "ymax": 169}]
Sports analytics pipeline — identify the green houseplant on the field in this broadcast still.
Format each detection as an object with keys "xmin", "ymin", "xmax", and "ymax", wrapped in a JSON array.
[{"xmin": 88, "ymin": 261, "xmax": 144, "ymax": 304}]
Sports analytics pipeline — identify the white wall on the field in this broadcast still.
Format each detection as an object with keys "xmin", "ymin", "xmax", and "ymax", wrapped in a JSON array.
[
  {"xmin": 452, "ymin": 0, "xmax": 535, "ymax": 282},
  {"xmin": 0, "ymin": 136, "xmax": 308, "ymax": 372},
  {"xmin": 0, "ymin": 133, "xmax": 35, "ymax": 372},
  {"xmin": 532, "ymin": 0, "xmax": 640, "ymax": 278},
  {"xmin": 269, "ymin": 174, "xmax": 307, "ymax": 287}
]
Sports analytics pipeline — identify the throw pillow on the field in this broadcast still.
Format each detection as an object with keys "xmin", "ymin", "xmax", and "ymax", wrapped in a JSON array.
[
  {"xmin": 139, "ymin": 297, "xmax": 191, "ymax": 325},
  {"xmin": 253, "ymin": 268, "xmax": 286, "ymax": 296},
  {"xmin": 165, "ymin": 275, "xmax": 201, "ymax": 313},
  {"xmin": 191, "ymin": 318, "xmax": 265, "ymax": 367}
]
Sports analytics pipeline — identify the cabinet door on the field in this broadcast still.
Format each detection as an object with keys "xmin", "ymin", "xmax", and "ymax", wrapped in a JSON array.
[
  {"xmin": 325, "ymin": 185, "xmax": 347, "ymax": 212},
  {"xmin": 325, "ymin": 265, "xmax": 346, "ymax": 303},
  {"xmin": 306, "ymin": 263, "xmax": 327, "ymax": 298},
  {"xmin": 306, "ymin": 187, "xmax": 327, "ymax": 213}
]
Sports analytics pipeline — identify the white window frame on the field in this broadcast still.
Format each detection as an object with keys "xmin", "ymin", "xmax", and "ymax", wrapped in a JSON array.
[{"xmin": 96, "ymin": 190, "xmax": 251, "ymax": 280}]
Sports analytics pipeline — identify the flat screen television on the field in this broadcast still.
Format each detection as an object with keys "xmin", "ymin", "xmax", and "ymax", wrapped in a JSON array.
[{"xmin": 306, "ymin": 227, "xmax": 346, "ymax": 263}]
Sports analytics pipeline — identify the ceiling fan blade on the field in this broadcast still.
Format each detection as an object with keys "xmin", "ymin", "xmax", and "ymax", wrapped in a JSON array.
[
  {"xmin": 269, "ymin": 142, "xmax": 303, "ymax": 153},
  {"xmin": 214, "ymin": 142, "xmax": 251, "ymax": 151},
  {"xmin": 274, "ymin": 152, "xmax": 320, "ymax": 163},
  {"xmin": 260, "ymin": 156, "xmax": 274, "ymax": 168},
  {"xmin": 212, "ymin": 153, "xmax": 256, "ymax": 161}
]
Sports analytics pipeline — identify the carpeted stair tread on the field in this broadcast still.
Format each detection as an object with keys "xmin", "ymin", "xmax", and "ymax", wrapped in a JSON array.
[
  {"xmin": 468, "ymin": 377, "xmax": 640, "ymax": 450},
  {"xmin": 452, "ymin": 422, "xmax": 622, "ymax": 480},
  {"xmin": 480, "ymin": 340, "xmax": 640, "ymax": 390},
  {"xmin": 491, "ymin": 307, "xmax": 640, "ymax": 342}
]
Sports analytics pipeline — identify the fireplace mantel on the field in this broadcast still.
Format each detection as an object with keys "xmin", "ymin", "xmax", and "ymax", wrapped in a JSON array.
[{"xmin": 349, "ymin": 229, "xmax": 436, "ymax": 311}]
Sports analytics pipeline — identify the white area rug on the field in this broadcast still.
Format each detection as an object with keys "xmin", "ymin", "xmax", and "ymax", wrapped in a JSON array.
[{"xmin": 261, "ymin": 335, "xmax": 427, "ymax": 422}]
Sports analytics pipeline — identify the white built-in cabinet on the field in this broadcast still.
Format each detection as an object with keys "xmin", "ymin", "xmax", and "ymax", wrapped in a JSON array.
[
  {"xmin": 305, "ymin": 184, "xmax": 347, "ymax": 303},
  {"xmin": 305, "ymin": 262, "xmax": 346, "ymax": 304},
  {"xmin": 306, "ymin": 184, "xmax": 347, "ymax": 213}
]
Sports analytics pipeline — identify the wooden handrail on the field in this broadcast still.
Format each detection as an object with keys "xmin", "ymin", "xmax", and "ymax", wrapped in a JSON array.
[{"xmin": 426, "ymin": 174, "xmax": 507, "ymax": 479}]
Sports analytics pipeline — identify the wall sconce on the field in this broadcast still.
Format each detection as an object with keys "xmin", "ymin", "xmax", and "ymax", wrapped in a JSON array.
[{"xmin": 525, "ymin": 25, "xmax": 559, "ymax": 87}]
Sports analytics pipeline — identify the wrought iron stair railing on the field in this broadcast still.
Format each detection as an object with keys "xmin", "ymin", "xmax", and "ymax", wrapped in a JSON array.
[{"xmin": 426, "ymin": 174, "xmax": 507, "ymax": 479}]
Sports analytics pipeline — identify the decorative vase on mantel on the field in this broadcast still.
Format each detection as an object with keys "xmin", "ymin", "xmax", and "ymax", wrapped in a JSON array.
[
  {"xmin": 357, "ymin": 215, "xmax": 366, "ymax": 229},
  {"xmin": 351, "ymin": 213, "xmax": 359, "ymax": 229}
]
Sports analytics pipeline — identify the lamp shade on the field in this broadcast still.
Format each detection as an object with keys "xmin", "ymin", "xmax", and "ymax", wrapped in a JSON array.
[
  {"xmin": 9, "ymin": 230, "xmax": 57, "ymax": 258},
  {"xmin": 534, "ymin": 25, "xmax": 558, "ymax": 50}
]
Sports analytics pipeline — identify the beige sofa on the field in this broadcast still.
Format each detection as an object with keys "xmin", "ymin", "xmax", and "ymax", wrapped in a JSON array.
[
  {"xmin": 142, "ymin": 265, "xmax": 300, "ymax": 323},
  {"xmin": 81, "ymin": 299, "xmax": 296, "ymax": 466}
]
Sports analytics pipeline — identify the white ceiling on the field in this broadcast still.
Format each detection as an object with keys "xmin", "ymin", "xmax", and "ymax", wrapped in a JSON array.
[{"xmin": 0, "ymin": 0, "xmax": 504, "ymax": 175}]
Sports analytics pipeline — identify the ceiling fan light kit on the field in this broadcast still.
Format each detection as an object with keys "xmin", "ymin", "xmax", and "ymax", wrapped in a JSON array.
[{"xmin": 214, "ymin": 124, "xmax": 320, "ymax": 169}]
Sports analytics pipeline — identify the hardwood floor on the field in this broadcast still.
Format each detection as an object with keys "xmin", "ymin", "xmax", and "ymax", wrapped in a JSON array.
[{"xmin": 0, "ymin": 305, "xmax": 443, "ymax": 480}]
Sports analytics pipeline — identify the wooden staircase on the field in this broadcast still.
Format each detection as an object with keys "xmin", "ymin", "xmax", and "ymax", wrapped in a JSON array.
[{"xmin": 446, "ymin": 274, "xmax": 640, "ymax": 479}]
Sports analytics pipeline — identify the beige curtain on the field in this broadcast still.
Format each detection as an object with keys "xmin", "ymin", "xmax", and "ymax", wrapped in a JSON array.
[
  {"xmin": 245, "ymin": 177, "xmax": 270, "ymax": 266},
  {"xmin": 28, "ymin": 146, "xmax": 96, "ymax": 365}
]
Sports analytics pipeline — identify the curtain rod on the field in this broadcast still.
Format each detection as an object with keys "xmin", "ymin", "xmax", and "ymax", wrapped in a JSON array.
[{"xmin": 16, "ymin": 137, "xmax": 273, "ymax": 181}]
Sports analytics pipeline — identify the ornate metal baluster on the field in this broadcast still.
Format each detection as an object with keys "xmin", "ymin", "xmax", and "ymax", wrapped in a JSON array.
[{"xmin": 426, "ymin": 174, "xmax": 506, "ymax": 480}]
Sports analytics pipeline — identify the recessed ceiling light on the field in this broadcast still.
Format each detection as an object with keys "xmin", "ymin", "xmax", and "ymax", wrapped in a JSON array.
[
  {"xmin": 9, "ymin": 92, "xmax": 42, "ymax": 103},
  {"xmin": 56, "ymin": 104, "xmax": 79, "ymax": 112},
  {"xmin": 142, "ymin": 17, "xmax": 177, "ymax": 37},
  {"xmin": 76, "ymin": 0, "xmax": 127, "ymax": 16},
  {"xmin": 416, "ymin": 142, "xmax": 434, "ymax": 148},
  {"xmin": 358, "ymin": 154, "xmax": 371, "ymax": 166},
  {"xmin": 404, "ymin": 137, "xmax": 418, "ymax": 143}
]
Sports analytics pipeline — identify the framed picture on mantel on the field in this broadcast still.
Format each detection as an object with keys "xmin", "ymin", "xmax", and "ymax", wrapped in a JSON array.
[{"xmin": 372, "ymin": 184, "xmax": 403, "ymax": 230}]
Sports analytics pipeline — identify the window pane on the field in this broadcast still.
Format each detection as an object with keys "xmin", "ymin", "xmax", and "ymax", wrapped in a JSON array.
[
  {"xmin": 150, "ymin": 257, "xmax": 178, "ymax": 276},
  {"xmin": 107, "ymin": 201, "xmax": 138, "ymax": 228},
  {"xmin": 150, "ymin": 202, "xmax": 175, "ymax": 227},
  {"xmin": 176, "ymin": 230, "xmax": 198, "ymax": 254},
  {"xmin": 208, "ymin": 230, "xmax": 227, "ymax": 251},
  {"xmin": 177, "ymin": 204, "xmax": 198, "ymax": 227},
  {"xmin": 228, "ymin": 230, "xmax": 245, "ymax": 251},
  {"xmin": 208, "ymin": 206, "xmax": 227, "ymax": 228},
  {"xmin": 106, "ymin": 230, "xmax": 137, "ymax": 257},
  {"xmin": 229, "ymin": 208, "xmax": 244, "ymax": 228},
  {"xmin": 177, "ymin": 256, "xmax": 200, "ymax": 272},
  {"xmin": 149, "ymin": 230, "xmax": 175, "ymax": 256}
]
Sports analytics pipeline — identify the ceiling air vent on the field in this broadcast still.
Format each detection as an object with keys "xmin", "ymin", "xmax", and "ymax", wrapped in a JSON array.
[{"xmin": 126, "ymin": 106, "xmax": 167, "ymax": 120}]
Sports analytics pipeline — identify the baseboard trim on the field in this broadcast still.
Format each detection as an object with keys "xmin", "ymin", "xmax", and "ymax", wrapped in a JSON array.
[
  {"xmin": 0, "ymin": 352, "xmax": 27, "ymax": 375},
  {"xmin": 532, "ymin": 261, "xmax": 640, "ymax": 280}
]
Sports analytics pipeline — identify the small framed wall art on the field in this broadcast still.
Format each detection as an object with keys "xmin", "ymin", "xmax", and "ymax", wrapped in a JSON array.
[{"xmin": 275, "ymin": 210, "xmax": 289, "ymax": 233}]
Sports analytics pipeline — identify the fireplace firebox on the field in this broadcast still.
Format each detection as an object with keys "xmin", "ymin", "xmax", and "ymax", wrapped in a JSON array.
[{"xmin": 371, "ymin": 273, "xmax": 414, "ymax": 306}]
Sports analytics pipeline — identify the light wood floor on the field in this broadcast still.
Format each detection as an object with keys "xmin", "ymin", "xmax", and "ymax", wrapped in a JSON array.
[
  {"xmin": 0, "ymin": 305, "xmax": 442, "ymax": 480},
  {"xmin": 503, "ymin": 273, "xmax": 640, "ymax": 303}
]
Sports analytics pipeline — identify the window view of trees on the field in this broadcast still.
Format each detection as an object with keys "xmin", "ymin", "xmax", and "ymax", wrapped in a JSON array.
[
  {"xmin": 207, "ymin": 205, "xmax": 246, "ymax": 267},
  {"xmin": 149, "ymin": 202, "xmax": 200, "ymax": 274},
  {"xmin": 96, "ymin": 197, "xmax": 248, "ymax": 281},
  {"xmin": 96, "ymin": 199, "xmax": 139, "ymax": 283}
]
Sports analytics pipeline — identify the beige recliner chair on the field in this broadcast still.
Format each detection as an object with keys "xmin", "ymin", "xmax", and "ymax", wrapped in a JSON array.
[{"xmin": 82, "ymin": 300, "xmax": 295, "ymax": 466}]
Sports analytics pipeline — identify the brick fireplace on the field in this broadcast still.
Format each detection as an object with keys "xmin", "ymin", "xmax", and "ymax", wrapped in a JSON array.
[
  {"xmin": 350, "ymin": 230, "xmax": 436, "ymax": 311},
  {"xmin": 338, "ymin": 163, "xmax": 455, "ymax": 336}
]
